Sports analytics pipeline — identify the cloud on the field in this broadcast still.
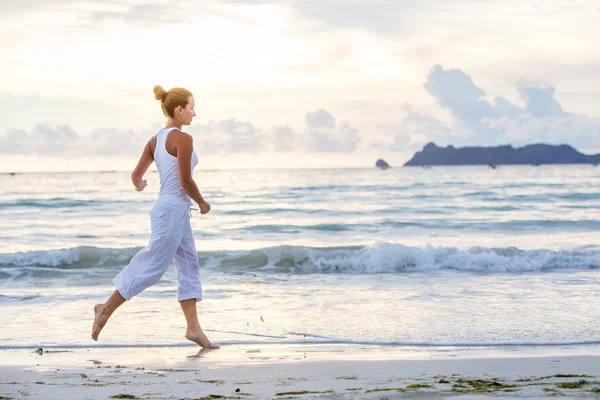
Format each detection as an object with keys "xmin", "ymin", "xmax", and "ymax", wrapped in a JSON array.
[
  {"xmin": 3, "ymin": 124, "xmax": 79, "ymax": 154},
  {"xmin": 517, "ymin": 86, "xmax": 563, "ymax": 117},
  {"xmin": 307, "ymin": 126, "xmax": 359, "ymax": 153},
  {"xmin": 0, "ymin": 124, "xmax": 148, "ymax": 156},
  {"xmin": 291, "ymin": 1, "xmax": 424, "ymax": 36},
  {"xmin": 289, "ymin": 1, "xmax": 594, "ymax": 40},
  {"xmin": 0, "ymin": 0, "xmax": 72, "ymax": 16},
  {"xmin": 271, "ymin": 125, "xmax": 295, "ymax": 152},
  {"xmin": 396, "ymin": 65, "xmax": 600, "ymax": 150},
  {"xmin": 188, "ymin": 119, "xmax": 263, "ymax": 153},
  {"xmin": 86, "ymin": 3, "xmax": 184, "ymax": 27},
  {"xmin": 85, "ymin": 127, "xmax": 147, "ymax": 156},
  {"xmin": 186, "ymin": 109, "xmax": 360, "ymax": 154},
  {"xmin": 390, "ymin": 111, "xmax": 454, "ymax": 150},
  {"xmin": 484, "ymin": 114, "xmax": 600, "ymax": 149},
  {"xmin": 423, "ymin": 65, "xmax": 514, "ymax": 130},
  {"xmin": 305, "ymin": 109, "xmax": 336, "ymax": 128},
  {"xmin": 305, "ymin": 113, "xmax": 360, "ymax": 153},
  {"xmin": 1, "ymin": 107, "xmax": 362, "ymax": 157},
  {"xmin": 0, "ymin": 0, "xmax": 196, "ymax": 28}
]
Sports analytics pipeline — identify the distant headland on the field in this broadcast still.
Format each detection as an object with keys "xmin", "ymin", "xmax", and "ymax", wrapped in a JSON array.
[{"xmin": 404, "ymin": 143, "xmax": 600, "ymax": 166}]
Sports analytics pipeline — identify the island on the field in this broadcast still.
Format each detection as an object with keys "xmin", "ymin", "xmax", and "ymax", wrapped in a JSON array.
[
  {"xmin": 404, "ymin": 143, "xmax": 600, "ymax": 166},
  {"xmin": 375, "ymin": 159, "xmax": 390, "ymax": 169}
]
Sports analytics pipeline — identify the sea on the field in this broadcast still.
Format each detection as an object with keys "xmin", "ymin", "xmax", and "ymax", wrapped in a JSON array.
[{"xmin": 1, "ymin": 165, "xmax": 600, "ymax": 349}]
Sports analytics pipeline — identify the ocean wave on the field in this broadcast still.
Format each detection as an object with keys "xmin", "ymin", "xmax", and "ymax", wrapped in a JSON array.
[
  {"xmin": 2, "ymin": 243, "xmax": 600, "ymax": 274},
  {"xmin": 0, "ymin": 198, "xmax": 132, "ymax": 209},
  {"xmin": 233, "ymin": 220, "xmax": 600, "ymax": 234},
  {"xmin": 0, "ymin": 294, "xmax": 41, "ymax": 302},
  {"xmin": 0, "ymin": 246, "xmax": 140, "ymax": 269}
]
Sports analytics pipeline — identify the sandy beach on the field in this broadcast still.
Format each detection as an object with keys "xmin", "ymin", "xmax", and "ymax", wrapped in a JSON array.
[{"xmin": 1, "ymin": 344, "xmax": 600, "ymax": 399}]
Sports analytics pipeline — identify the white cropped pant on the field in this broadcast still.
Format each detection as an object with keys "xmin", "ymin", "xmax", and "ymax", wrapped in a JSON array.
[{"xmin": 113, "ymin": 199, "xmax": 202, "ymax": 302}]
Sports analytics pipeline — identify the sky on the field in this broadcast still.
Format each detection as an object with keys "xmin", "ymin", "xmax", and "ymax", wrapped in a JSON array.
[{"xmin": 0, "ymin": 0, "xmax": 599, "ymax": 171}]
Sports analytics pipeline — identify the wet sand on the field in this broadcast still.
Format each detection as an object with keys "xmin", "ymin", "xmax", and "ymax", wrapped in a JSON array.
[{"xmin": 1, "ymin": 344, "xmax": 600, "ymax": 399}]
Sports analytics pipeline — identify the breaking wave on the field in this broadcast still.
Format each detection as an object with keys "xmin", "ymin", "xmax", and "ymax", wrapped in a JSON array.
[{"xmin": 2, "ymin": 243, "xmax": 600, "ymax": 275}]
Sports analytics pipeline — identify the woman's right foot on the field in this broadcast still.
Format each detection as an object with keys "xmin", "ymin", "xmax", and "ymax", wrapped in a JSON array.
[{"xmin": 185, "ymin": 330, "xmax": 219, "ymax": 349}]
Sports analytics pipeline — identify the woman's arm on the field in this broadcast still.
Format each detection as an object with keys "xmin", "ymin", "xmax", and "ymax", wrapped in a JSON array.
[
  {"xmin": 175, "ymin": 133, "xmax": 211, "ymax": 214},
  {"xmin": 131, "ymin": 137, "xmax": 156, "ymax": 191}
]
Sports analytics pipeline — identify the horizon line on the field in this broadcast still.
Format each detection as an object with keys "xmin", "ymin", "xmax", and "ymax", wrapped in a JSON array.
[{"xmin": 2, "ymin": 164, "xmax": 599, "ymax": 174}]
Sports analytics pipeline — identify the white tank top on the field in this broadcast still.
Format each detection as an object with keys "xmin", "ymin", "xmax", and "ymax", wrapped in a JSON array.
[{"xmin": 154, "ymin": 127, "xmax": 198, "ymax": 205}]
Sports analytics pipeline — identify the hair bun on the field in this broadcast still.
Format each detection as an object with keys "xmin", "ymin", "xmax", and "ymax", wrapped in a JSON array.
[{"xmin": 153, "ymin": 85, "xmax": 167, "ymax": 101}]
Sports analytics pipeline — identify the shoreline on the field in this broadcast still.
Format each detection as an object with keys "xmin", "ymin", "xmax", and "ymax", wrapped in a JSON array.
[
  {"xmin": 4, "ymin": 341, "xmax": 600, "ymax": 358},
  {"xmin": 4, "ymin": 338, "xmax": 600, "ymax": 350},
  {"xmin": 2, "ymin": 344, "xmax": 600, "ymax": 399}
]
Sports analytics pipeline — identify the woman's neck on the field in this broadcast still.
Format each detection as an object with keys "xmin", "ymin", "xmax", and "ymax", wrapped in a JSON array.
[{"xmin": 165, "ymin": 119, "xmax": 183, "ymax": 130}]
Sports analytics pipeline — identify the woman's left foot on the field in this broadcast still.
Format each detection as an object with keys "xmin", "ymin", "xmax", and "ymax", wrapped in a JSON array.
[{"xmin": 91, "ymin": 304, "xmax": 108, "ymax": 341}]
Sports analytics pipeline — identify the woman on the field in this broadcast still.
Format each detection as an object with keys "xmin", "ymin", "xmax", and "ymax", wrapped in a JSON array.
[{"xmin": 91, "ymin": 85, "xmax": 217, "ymax": 349}]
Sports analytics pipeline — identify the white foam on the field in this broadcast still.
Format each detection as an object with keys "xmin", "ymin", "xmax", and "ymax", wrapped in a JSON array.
[
  {"xmin": 0, "ymin": 246, "xmax": 139, "ymax": 269},
  {"xmin": 252, "ymin": 242, "xmax": 600, "ymax": 273},
  {"xmin": 0, "ymin": 248, "xmax": 80, "ymax": 268},
  {"xmin": 2, "ymin": 243, "xmax": 600, "ymax": 274}
]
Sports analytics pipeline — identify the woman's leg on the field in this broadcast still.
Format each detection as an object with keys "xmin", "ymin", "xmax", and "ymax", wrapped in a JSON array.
[
  {"xmin": 180, "ymin": 298, "xmax": 218, "ymax": 348},
  {"xmin": 92, "ymin": 245, "xmax": 177, "ymax": 341},
  {"xmin": 174, "ymin": 216, "xmax": 217, "ymax": 348},
  {"xmin": 92, "ymin": 205, "xmax": 185, "ymax": 341},
  {"xmin": 91, "ymin": 290, "xmax": 126, "ymax": 341}
]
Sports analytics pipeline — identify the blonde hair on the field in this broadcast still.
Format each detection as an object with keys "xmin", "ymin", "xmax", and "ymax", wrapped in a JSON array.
[{"xmin": 153, "ymin": 85, "xmax": 193, "ymax": 118}]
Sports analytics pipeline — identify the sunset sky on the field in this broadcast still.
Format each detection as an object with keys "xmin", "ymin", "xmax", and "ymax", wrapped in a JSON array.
[{"xmin": 1, "ymin": 0, "xmax": 599, "ymax": 171}]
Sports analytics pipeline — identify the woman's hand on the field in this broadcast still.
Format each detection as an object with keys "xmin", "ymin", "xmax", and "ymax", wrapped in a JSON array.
[
  {"xmin": 199, "ymin": 201, "xmax": 211, "ymax": 214},
  {"xmin": 134, "ymin": 179, "xmax": 147, "ymax": 192},
  {"xmin": 131, "ymin": 138, "xmax": 155, "ymax": 192}
]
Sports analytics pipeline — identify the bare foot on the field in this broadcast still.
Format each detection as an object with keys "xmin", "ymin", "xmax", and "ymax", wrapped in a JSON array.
[
  {"xmin": 91, "ymin": 304, "xmax": 108, "ymax": 341},
  {"xmin": 185, "ymin": 330, "xmax": 220, "ymax": 349}
]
